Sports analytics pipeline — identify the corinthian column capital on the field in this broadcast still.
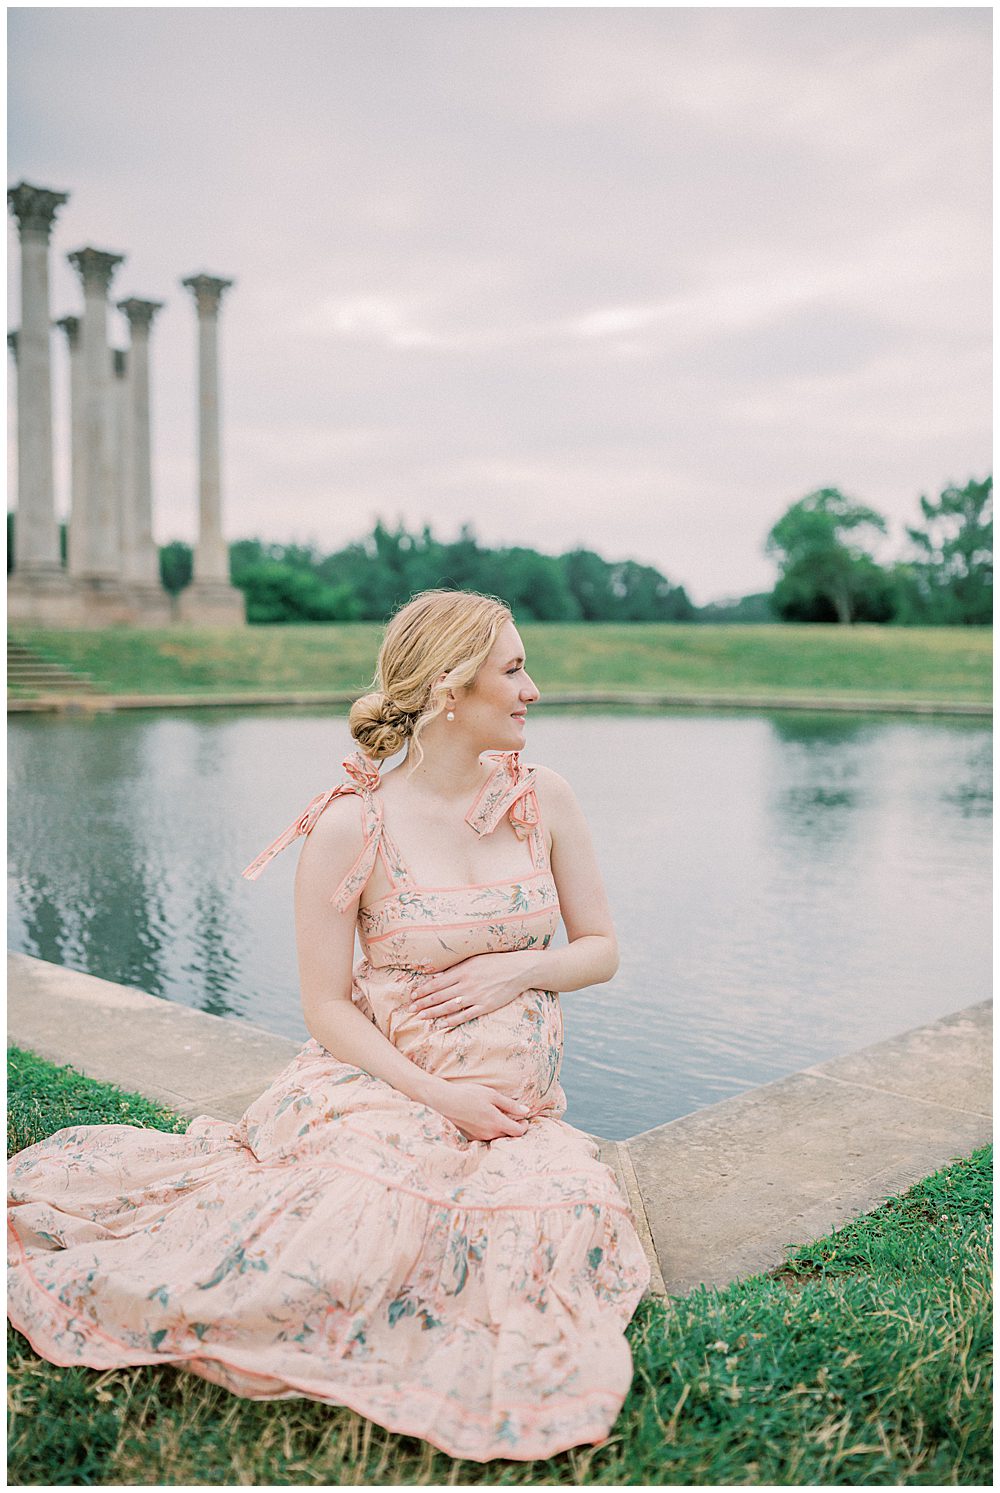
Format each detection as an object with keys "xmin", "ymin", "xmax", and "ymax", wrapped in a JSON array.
[
  {"xmin": 7, "ymin": 181, "xmax": 69, "ymax": 240},
  {"xmin": 117, "ymin": 296, "xmax": 165, "ymax": 333},
  {"xmin": 67, "ymin": 247, "xmax": 125, "ymax": 294},
  {"xmin": 54, "ymin": 314, "xmax": 81, "ymax": 348},
  {"xmin": 180, "ymin": 273, "xmax": 234, "ymax": 317}
]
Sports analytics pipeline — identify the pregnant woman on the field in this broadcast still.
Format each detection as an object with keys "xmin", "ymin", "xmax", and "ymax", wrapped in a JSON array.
[{"xmin": 7, "ymin": 588, "xmax": 650, "ymax": 1462}]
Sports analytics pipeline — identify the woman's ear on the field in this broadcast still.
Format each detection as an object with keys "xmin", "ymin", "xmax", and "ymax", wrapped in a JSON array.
[
  {"xmin": 431, "ymin": 672, "xmax": 456, "ymax": 708},
  {"xmin": 435, "ymin": 668, "xmax": 458, "ymax": 699}
]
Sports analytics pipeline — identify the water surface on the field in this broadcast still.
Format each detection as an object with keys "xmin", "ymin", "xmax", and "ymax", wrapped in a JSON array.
[{"xmin": 8, "ymin": 707, "xmax": 991, "ymax": 1138}]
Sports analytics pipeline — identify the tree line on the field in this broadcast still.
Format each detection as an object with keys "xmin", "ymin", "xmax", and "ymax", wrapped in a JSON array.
[
  {"xmin": 161, "ymin": 520, "xmax": 698, "ymax": 625},
  {"xmin": 7, "ymin": 473, "xmax": 991, "ymax": 625}
]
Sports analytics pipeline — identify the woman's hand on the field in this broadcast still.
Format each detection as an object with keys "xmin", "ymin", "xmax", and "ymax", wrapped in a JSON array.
[
  {"xmin": 432, "ymin": 1077, "xmax": 532, "ymax": 1142},
  {"xmin": 410, "ymin": 951, "xmax": 537, "ymax": 1029}
]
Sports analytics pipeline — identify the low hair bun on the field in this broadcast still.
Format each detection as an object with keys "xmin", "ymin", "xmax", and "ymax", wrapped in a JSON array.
[{"xmin": 348, "ymin": 690, "xmax": 414, "ymax": 761}]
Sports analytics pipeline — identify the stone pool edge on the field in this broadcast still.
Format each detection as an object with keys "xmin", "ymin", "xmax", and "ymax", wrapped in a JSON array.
[
  {"xmin": 6, "ymin": 951, "xmax": 991, "ymax": 1299},
  {"xmin": 7, "ymin": 690, "xmax": 992, "ymax": 716}
]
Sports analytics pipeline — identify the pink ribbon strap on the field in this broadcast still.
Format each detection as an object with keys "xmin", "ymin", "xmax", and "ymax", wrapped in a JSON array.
[
  {"xmin": 240, "ymin": 783, "xmax": 351, "ymax": 883},
  {"xmin": 240, "ymin": 751, "xmax": 383, "ymax": 905}
]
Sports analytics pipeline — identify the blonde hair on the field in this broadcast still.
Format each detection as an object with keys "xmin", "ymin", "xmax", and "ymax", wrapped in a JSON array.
[{"xmin": 349, "ymin": 589, "xmax": 513, "ymax": 768}]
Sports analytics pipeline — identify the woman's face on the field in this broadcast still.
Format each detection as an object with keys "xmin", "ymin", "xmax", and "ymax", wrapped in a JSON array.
[{"xmin": 460, "ymin": 620, "xmax": 540, "ymax": 749}]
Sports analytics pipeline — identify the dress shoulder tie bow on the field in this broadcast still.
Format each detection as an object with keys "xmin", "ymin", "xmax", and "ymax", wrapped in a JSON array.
[
  {"xmin": 465, "ymin": 750, "xmax": 541, "ymax": 843},
  {"xmin": 240, "ymin": 751, "xmax": 385, "ymax": 910}
]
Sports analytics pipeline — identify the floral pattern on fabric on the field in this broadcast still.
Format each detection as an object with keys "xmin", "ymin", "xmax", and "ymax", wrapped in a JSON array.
[
  {"xmin": 466, "ymin": 751, "xmax": 547, "ymax": 868},
  {"xmin": 358, "ymin": 874, "xmax": 559, "ymax": 944},
  {"xmin": 7, "ymin": 748, "xmax": 651, "ymax": 1464}
]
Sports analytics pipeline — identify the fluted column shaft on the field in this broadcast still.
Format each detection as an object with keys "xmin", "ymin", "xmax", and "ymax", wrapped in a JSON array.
[
  {"xmin": 109, "ymin": 347, "xmax": 129, "ymax": 579},
  {"xmin": 117, "ymin": 299, "xmax": 164, "ymax": 587},
  {"xmin": 181, "ymin": 274, "xmax": 233, "ymax": 584},
  {"xmin": 7, "ymin": 183, "xmax": 68, "ymax": 574},
  {"xmin": 55, "ymin": 317, "xmax": 88, "ymax": 576},
  {"xmin": 67, "ymin": 247, "xmax": 124, "ymax": 580}
]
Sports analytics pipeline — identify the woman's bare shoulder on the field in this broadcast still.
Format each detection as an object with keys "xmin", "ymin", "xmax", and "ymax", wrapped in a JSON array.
[
  {"xmin": 529, "ymin": 761, "xmax": 572, "ymax": 791},
  {"xmin": 296, "ymin": 788, "xmax": 366, "ymax": 867},
  {"xmin": 528, "ymin": 762, "xmax": 581, "ymax": 824}
]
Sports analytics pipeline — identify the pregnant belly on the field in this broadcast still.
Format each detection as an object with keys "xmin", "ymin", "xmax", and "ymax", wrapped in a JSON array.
[{"xmin": 377, "ymin": 987, "xmax": 565, "ymax": 1117}]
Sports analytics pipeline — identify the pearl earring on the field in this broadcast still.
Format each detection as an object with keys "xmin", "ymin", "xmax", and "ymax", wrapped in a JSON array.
[{"xmin": 446, "ymin": 710, "xmax": 455, "ymax": 721}]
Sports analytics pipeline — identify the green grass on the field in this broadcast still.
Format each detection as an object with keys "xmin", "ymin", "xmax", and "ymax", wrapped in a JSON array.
[
  {"xmin": 7, "ymin": 1047, "xmax": 992, "ymax": 1485},
  {"xmin": 8, "ymin": 623, "xmax": 992, "ymax": 705}
]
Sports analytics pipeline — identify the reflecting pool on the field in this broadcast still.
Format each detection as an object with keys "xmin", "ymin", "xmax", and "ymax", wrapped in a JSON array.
[{"xmin": 8, "ymin": 707, "xmax": 991, "ymax": 1138}]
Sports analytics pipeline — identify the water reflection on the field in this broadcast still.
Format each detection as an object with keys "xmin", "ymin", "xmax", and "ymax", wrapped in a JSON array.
[
  {"xmin": 16, "ymin": 873, "xmax": 71, "ymax": 970},
  {"xmin": 939, "ymin": 735, "xmax": 993, "ymax": 818},
  {"xmin": 768, "ymin": 712, "xmax": 871, "ymax": 747},
  {"xmin": 12, "ymin": 720, "xmax": 173, "ymax": 999},
  {"xmin": 185, "ymin": 882, "xmax": 246, "ymax": 1019},
  {"xmin": 8, "ymin": 707, "xmax": 992, "ymax": 1140}
]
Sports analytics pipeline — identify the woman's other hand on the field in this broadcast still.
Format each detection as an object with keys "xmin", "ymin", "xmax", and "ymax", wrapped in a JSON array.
[{"xmin": 433, "ymin": 1078, "xmax": 532, "ymax": 1142}]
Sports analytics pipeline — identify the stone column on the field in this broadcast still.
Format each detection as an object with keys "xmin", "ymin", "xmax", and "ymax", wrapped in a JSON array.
[
  {"xmin": 7, "ymin": 181, "xmax": 76, "ymax": 618},
  {"xmin": 54, "ymin": 316, "xmax": 87, "ymax": 579},
  {"xmin": 66, "ymin": 247, "xmax": 131, "ymax": 618},
  {"xmin": 109, "ymin": 346, "xmax": 128, "ymax": 581},
  {"xmin": 178, "ymin": 273, "xmax": 244, "ymax": 624},
  {"xmin": 7, "ymin": 331, "xmax": 18, "ymax": 580},
  {"xmin": 116, "ymin": 298, "xmax": 169, "ymax": 620}
]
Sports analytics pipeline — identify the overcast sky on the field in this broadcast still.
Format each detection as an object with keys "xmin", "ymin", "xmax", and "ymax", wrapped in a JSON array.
[{"xmin": 7, "ymin": 6, "xmax": 992, "ymax": 604}]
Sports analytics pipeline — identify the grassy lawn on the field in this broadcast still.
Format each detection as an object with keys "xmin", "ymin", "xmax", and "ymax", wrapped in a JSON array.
[
  {"xmin": 525, "ymin": 622, "xmax": 991, "ymax": 704},
  {"xmin": 7, "ymin": 622, "xmax": 993, "ymax": 705},
  {"xmin": 7, "ymin": 1047, "xmax": 992, "ymax": 1485}
]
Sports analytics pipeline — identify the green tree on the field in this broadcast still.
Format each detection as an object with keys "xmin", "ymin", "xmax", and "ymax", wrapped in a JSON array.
[
  {"xmin": 903, "ymin": 476, "xmax": 992, "ymax": 625},
  {"xmin": 607, "ymin": 560, "xmax": 695, "ymax": 621},
  {"xmin": 488, "ymin": 548, "xmax": 581, "ymax": 621},
  {"xmin": 559, "ymin": 548, "xmax": 618, "ymax": 619},
  {"xmin": 236, "ymin": 561, "xmax": 358, "ymax": 623},
  {"xmin": 436, "ymin": 522, "xmax": 489, "ymax": 593},
  {"xmin": 159, "ymin": 541, "xmax": 193, "ymax": 595},
  {"xmin": 341, "ymin": 518, "xmax": 417, "ymax": 620},
  {"xmin": 765, "ymin": 488, "xmax": 892, "ymax": 624},
  {"xmin": 229, "ymin": 537, "xmax": 272, "ymax": 583}
]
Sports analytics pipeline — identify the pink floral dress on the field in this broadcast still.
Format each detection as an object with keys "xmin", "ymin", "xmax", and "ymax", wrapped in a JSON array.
[{"xmin": 7, "ymin": 749, "xmax": 651, "ymax": 1463}]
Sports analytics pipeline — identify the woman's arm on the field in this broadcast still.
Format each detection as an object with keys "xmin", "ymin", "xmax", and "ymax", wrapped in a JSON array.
[
  {"xmin": 293, "ymin": 799, "xmax": 531, "ymax": 1139},
  {"xmin": 411, "ymin": 766, "xmax": 618, "ymax": 1024}
]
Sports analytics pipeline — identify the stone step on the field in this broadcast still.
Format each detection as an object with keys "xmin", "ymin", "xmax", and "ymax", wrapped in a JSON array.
[
  {"xmin": 7, "ymin": 642, "xmax": 101, "ymax": 693},
  {"xmin": 7, "ymin": 662, "xmax": 95, "ymax": 675},
  {"xmin": 8, "ymin": 669, "xmax": 97, "ymax": 682},
  {"xmin": 8, "ymin": 678, "xmax": 98, "ymax": 691},
  {"xmin": 7, "ymin": 666, "xmax": 96, "ymax": 679}
]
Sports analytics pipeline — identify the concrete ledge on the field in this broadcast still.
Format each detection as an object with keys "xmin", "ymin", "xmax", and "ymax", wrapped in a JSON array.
[
  {"xmin": 6, "ymin": 952, "xmax": 300, "ymax": 1121},
  {"xmin": 630, "ymin": 1001, "xmax": 992, "ymax": 1296},
  {"xmin": 7, "ymin": 690, "xmax": 991, "ymax": 717},
  {"xmin": 7, "ymin": 952, "xmax": 991, "ymax": 1299}
]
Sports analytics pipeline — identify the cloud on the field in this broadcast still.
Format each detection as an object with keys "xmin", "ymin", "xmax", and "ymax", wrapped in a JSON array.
[
  {"xmin": 6, "ymin": 6, "xmax": 990, "ymax": 604},
  {"xmin": 310, "ymin": 295, "xmax": 450, "ymax": 349}
]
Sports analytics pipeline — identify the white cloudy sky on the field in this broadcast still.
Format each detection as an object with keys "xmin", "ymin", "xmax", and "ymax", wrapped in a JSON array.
[{"xmin": 7, "ymin": 5, "xmax": 992, "ymax": 604}]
